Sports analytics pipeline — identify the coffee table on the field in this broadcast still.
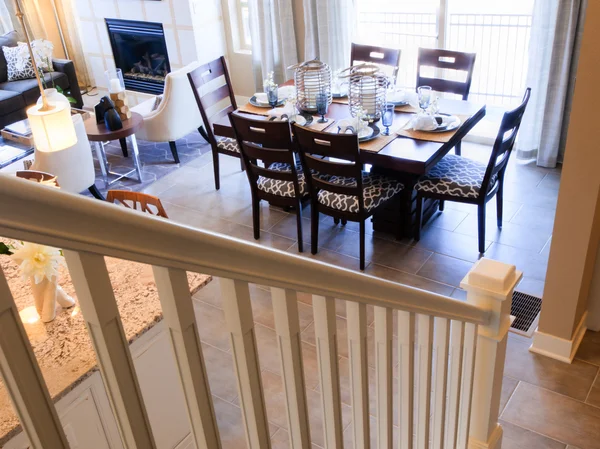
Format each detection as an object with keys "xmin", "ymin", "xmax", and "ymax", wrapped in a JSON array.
[{"xmin": 84, "ymin": 111, "xmax": 144, "ymax": 189}]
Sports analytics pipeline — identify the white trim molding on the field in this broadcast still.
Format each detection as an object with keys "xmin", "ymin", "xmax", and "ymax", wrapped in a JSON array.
[
  {"xmin": 529, "ymin": 311, "xmax": 588, "ymax": 363},
  {"xmin": 468, "ymin": 424, "xmax": 503, "ymax": 449}
]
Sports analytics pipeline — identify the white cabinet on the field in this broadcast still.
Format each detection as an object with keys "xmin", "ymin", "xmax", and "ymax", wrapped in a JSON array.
[{"xmin": 4, "ymin": 323, "xmax": 195, "ymax": 449}]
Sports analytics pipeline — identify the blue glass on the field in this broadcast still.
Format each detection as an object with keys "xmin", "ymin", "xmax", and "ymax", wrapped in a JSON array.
[
  {"xmin": 266, "ymin": 85, "xmax": 278, "ymax": 108},
  {"xmin": 382, "ymin": 103, "xmax": 394, "ymax": 136},
  {"xmin": 316, "ymin": 92, "xmax": 328, "ymax": 123}
]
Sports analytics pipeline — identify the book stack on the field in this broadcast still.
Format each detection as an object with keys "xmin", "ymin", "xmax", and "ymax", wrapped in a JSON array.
[{"xmin": 1, "ymin": 119, "xmax": 33, "ymax": 147}]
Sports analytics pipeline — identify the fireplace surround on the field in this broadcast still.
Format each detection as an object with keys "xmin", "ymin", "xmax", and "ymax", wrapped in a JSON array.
[{"xmin": 105, "ymin": 18, "xmax": 171, "ymax": 95}]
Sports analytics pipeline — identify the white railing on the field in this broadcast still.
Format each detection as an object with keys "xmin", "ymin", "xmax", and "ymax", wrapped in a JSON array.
[
  {"xmin": 355, "ymin": 11, "xmax": 532, "ymax": 106},
  {"xmin": 0, "ymin": 176, "xmax": 521, "ymax": 449}
]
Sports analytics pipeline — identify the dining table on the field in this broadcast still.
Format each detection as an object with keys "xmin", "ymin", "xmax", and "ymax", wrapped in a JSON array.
[{"xmin": 212, "ymin": 88, "xmax": 486, "ymax": 238}]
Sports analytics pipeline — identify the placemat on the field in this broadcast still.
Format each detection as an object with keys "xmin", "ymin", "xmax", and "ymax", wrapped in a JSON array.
[
  {"xmin": 395, "ymin": 104, "xmax": 420, "ymax": 113},
  {"xmin": 396, "ymin": 114, "xmax": 470, "ymax": 144},
  {"xmin": 308, "ymin": 118, "xmax": 336, "ymax": 132},
  {"xmin": 360, "ymin": 132, "xmax": 399, "ymax": 153},
  {"xmin": 237, "ymin": 103, "xmax": 273, "ymax": 116}
]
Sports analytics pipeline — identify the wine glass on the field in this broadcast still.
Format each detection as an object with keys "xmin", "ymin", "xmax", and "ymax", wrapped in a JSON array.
[
  {"xmin": 316, "ymin": 92, "xmax": 328, "ymax": 123},
  {"xmin": 266, "ymin": 85, "xmax": 279, "ymax": 108},
  {"xmin": 382, "ymin": 103, "xmax": 394, "ymax": 136},
  {"xmin": 418, "ymin": 86, "xmax": 432, "ymax": 113}
]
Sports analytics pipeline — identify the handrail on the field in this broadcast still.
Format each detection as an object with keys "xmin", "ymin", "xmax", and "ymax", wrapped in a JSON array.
[{"xmin": 0, "ymin": 176, "xmax": 488, "ymax": 324}]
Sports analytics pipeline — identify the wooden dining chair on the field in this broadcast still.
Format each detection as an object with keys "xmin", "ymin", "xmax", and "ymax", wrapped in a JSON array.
[
  {"xmin": 351, "ymin": 43, "xmax": 402, "ymax": 82},
  {"xmin": 417, "ymin": 48, "xmax": 477, "ymax": 156},
  {"xmin": 229, "ymin": 112, "xmax": 308, "ymax": 251},
  {"xmin": 293, "ymin": 124, "xmax": 404, "ymax": 270},
  {"xmin": 106, "ymin": 190, "xmax": 169, "ymax": 218},
  {"xmin": 188, "ymin": 56, "xmax": 242, "ymax": 191},
  {"xmin": 414, "ymin": 88, "xmax": 531, "ymax": 254},
  {"xmin": 16, "ymin": 170, "xmax": 59, "ymax": 187}
]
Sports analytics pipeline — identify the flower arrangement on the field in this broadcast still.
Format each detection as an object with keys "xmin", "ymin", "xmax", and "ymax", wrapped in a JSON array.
[
  {"xmin": 263, "ymin": 71, "xmax": 277, "ymax": 91},
  {"xmin": 352, "ymin": 105, "xmax": 369, "ymax": 133},
  {"xmin": 1, "ymin": 242, "xmax": 64, "ymax": 284}
]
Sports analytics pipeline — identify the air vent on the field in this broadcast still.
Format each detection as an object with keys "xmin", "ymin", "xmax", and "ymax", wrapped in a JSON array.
[{"xmin": 510, "ymin": 291, "xmax": 542, "ymax": 337}]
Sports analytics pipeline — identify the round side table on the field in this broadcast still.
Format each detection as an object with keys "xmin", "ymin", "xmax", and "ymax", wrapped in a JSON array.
[{"xmin": 84, "ymin": 112, "xmax": 144, "ymax": 189}]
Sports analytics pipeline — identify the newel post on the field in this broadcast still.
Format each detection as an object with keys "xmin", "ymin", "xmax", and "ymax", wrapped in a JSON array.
[{"xmin": 461, "ymin": 258, "xmax": 522, "ymax": 449}]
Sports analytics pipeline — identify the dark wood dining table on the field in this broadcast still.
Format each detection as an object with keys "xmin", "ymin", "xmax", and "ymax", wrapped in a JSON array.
[{"xmin": 212, "ymin": 96, "xmax": 486, "ymax": 237}]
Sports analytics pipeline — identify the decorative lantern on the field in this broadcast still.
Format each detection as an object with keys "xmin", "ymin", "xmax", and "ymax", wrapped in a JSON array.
[
  {"xmin": 347, "ymin": 64, "xmax": 387, "ymax": 121},
  {"xmin": 291, "ymin": 59, "xmax": 332, "ymax": 113}
]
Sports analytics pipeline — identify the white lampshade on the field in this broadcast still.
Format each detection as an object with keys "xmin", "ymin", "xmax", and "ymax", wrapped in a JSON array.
[{"xmin": 26, "ymin": 101, "xmax": 77, "ymax": 152}]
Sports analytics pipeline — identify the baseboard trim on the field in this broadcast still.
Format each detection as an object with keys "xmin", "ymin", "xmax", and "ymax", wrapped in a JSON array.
[
  {"xmin": 529, "ymin": 311, "xmax": 588, "ymax": 363},
  {"xmin": 468, "ymin": 424, "xmax": 503, "ymax": 449}
]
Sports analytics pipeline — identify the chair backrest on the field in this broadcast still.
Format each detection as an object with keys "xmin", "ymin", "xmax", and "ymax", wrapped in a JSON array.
[
  {"xmin": 351, "ymin": 43, "xmax": 401, "ymax": 81},
  {"xmin": 16, "ymin": 170, "xmax": 59, "ymax": 187},
  {"xmin": 229, "ymin": 112, "xmax": 302, "ymax": 198},
  {"xmin": 106, "ymin": 190, "xmax": 169, "ymax": 218},
  {"xmin": 416, "ymin": 48, "xmax": 476, "ymax": 100},
  {"xmin": 292, "ymin": 124, "xmax": 366, "ymax": 214},
  {"xmin": 188, "ymin": 57, "xmax": 237, "ymax": 145},
  {"xmin": 481, "ymin": 88, "xmax": 531, "ymax": 194}
]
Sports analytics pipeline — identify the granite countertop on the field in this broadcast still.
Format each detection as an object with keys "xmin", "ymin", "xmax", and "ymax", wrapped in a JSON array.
[{"xmin": 0, "ymin": 239, "xmax": 211, "ymax": 445}]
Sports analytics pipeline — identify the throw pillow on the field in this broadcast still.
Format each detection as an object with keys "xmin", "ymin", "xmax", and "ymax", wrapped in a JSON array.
[
  {"xmin": 0, "ymin": 31, "xmax": 19, "ymax": 83},
  {"xmin": 3, "ymin": 44, "xmax": 36, "ymax": 81}
]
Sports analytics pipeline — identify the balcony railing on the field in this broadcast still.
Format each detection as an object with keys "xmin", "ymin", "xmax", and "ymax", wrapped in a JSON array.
[{"xmin": 356, "ymin": 11, "xmax": 533, "ymax": 106}]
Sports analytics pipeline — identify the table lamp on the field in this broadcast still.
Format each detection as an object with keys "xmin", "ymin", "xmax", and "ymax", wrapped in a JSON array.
[{"xmin": 14, "ymin": 0, "xmax": 77, "ymax": 152}]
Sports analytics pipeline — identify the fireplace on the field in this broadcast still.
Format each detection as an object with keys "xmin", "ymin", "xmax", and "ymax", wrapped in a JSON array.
[{"xmin": 105, "ymin": 18, "xmax": 171, "ymax": 95}]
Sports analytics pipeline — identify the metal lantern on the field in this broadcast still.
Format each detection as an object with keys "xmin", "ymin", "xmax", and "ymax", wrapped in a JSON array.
[
  {"xmin": 291, "ymin": 59, "xmax": 332, "ymax": 113},
  {"xmin": 347, "ymin": 64, "xmax": 387, "ymax": 121}
]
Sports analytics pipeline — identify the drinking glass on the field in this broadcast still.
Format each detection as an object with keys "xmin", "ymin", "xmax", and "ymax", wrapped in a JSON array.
[
  {"xmin": 266, "ymin": 85, "xmax": 279, "ymax": 108},
  {"xmin": 316, "ymin": 92, "xmax": 329, "ymax": 123},
  {"xmin": 382, "ymin": 103, "xmax": 394, "ymax": 136},
  {"xmin": 418, "ymin": 86, "xmax": 432, "ymax": 113}
]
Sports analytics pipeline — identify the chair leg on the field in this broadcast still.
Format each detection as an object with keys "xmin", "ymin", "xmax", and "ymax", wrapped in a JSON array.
[
  {"xmin": 212, "ymin": 149, "xmax": 220, "ymax": 190},
  {"xmin": 252, "ymin": 198, "xmax": 260, "ymax": 240},
  {"xmin": 359, "ymin": 220, "xmax": 366, "ymax": 271},
  {"xmin": 478, "ymin": 203, "xmax": 486, "ymax": 254},
  {"xmin": 119, "ymin": 138, "xmax": 128, "ymax": 157},
  {"xmin": 240, "ymin": 156, "xmax": 245, "ymax": 171},
  {"xmin": 296, "ymin": 201, "xmax": 304, "ymax": 253},
  {"xmin": 415, "ymin": 195, "xmax": 423, "ymax": 241},
  {"xmin": 341, "ymin": 219, "xmax": 347, "ymax": 226},
  {"xmin": 455, "ymin": 141, "xmax": 462, "ymax": 156},
  {"xmin": 334, "ymin": 217, "xmax": 340, "ymax": 225},
  {"xmin": 439, "ymin": 200, "xmax": 445, "ymax": 211},
  {"xmin": 198, "ymin": 126, "xmax": 209, "ymax": 143},
  {"xmin": 497, "ymin": 181, "xmax": 504, "ymax": 228},
  {"xmin": 169, "ymin": 141, "xmax": 180, "ymax": 164},
  {"xmin": 88, "ymin": 185, "xmax": 105, "ymax": 200},
  {"xmin": 311, "ymin": 200, "xmax": 319, "ymax": 255}
]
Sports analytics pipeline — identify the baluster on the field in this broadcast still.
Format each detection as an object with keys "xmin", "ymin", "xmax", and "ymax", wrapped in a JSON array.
[
  {"xmin": 456, "ymin": 322, "xmax": 477, "ymax": 449},
  {"xmin": 219, "ymin": 279, "xmax": 270, "ymax": 449},
  {"xmin": 64, "ymin": 250, "xmax": 156, "ymax": 449},
  {"xmin": 312, "ymin": 295, "xmax": 344, "ymax": 449},
  {"xmin": 346, "ymin": 301, "xmax": 369, "ymax": 449},
  {"xmin": 462, "ymin": 259, "xmax": 522, "ymax": 449},
  {"xmin": 0, "ymin": 269, "xmax": 69, "ymax": 449},
  {"xmin": 432, "ymin": 317, "xmax": 450, "ymax": 449},
  {"xmin": 152, "ymin": 266, "xmax": 221, "ymax": 449},
  {"xmin": 398, "ymin": 311, "xmax": 415, "ymax": 449},
  {"xmin": 374, "ymin": 306, "xmax": 393, "ymax": 449},
  {"xmin": 416, "ymin": 314, "xmax": 434, "ymax": 449},
  {"xmin": 271, "ymin": 287, "xmax": 311, "ymax": 449},
  {"xmin": 444, "ymin": 321, "xmax": 464, "ymax": 449}
]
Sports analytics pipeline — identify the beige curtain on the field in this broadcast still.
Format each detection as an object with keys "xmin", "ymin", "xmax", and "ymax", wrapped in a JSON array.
[{"xmin": 0, "ymin": 0, "xmax": 14, "ymax": 34}]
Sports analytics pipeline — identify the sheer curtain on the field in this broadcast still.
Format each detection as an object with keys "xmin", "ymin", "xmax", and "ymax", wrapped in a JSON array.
[
  {"xmin": 516, "ymin": 0, "xmax": 587, "ymax": 168},
  {"xmin": 0, "ymin": 0, "xmax": 14, "ymax": 34},
  {"xmin": 303, "ymin": 0, "xmax": 354, "ymax": 72},
  {"xmin": 248, "ymin": 0, "xmax": 299, "ymax": 89}
]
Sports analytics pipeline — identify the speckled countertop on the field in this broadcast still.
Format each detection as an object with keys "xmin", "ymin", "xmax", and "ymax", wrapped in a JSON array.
[{"xmin": 0, "ymin": 239, "xmax": 211, "ymax": 446}]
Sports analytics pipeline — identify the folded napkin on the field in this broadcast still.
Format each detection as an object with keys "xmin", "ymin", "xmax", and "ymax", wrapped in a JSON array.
[
  {"xmin": 254, "ymin": 92, "xmax": 269, "ymax": 104},
  {"xmin": 336, "ymin": 118, "xmax": 370, "ymax": 137},
  {"xmin": 405, "ymin": 113, "xmax": 438, "ymax": 131},
  {"xmin": 267, "ymin": 103, "xmax": 295, "ymax": 120}
]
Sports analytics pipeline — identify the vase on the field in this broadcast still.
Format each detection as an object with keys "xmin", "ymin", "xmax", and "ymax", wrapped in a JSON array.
[
  {"xmin": 30, "ymin": 276, "xmax": 75, "ymax": 323},
  {"xmin": 36, "ymin": 88, "xmax": 70, "ymax": 108}
]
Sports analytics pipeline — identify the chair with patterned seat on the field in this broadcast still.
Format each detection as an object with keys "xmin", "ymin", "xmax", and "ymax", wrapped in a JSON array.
[
  {"xmin": 188, "ymin": 56, "xmax": 242, "ymax": 190},
  {"xmin": 414, "ymin": 88, "xmax": 531, "ymax": 253},
  {"xmin": 293, "ymin": 124, "xmax": 404, "ymax": 270},
  {"xmin": 229, "ymin": 112, "xmax": 307, "ymax": 251}
]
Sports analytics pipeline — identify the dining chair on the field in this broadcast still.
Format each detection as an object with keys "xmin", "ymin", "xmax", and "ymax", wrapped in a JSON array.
[
  {"xmin": 351, "ymin": 43, "xmax": 402, "ymax": 82},
  {"xmin": 188, "ymin": 56, "xmax": 242, "ymax": 191},
  {"xmin": 106, "ymin": 190, "xmax": 169, "ymax": 218},
  {"xmin": 416, "ymin": 48, "xmax": 476, "ymax": 156},
  {"xmin": 293, "ymin": 124, "xmax": 404, "ymax": 270},
  {"xmin": 229, "ymin": 112, "xmax": 307, "ymax": 251},
  {"xmin": 414, "ymin": 88, "xmax": 531, "ymax": 254}
]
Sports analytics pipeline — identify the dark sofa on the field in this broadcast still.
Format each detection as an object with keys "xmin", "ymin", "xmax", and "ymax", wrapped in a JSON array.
[{"xmin": 0, "ymin": 31, "xmax": 84, "ymax": 129}]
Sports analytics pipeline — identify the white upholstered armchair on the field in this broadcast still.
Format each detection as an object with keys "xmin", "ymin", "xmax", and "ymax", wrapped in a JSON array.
[{"xmin": 131, "ymin": 62, "xmax": 204, "ymax": 164}]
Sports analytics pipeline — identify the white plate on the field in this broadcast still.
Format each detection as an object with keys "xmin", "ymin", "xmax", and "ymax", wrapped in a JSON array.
[{"xmin": 358, "ymin": 126, "xmax": 374, "ymax": 139}]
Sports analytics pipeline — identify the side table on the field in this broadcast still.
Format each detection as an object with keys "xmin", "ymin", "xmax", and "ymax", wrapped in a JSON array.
[{"xmin": 84, "ymin": 112, "xmax": 144, "ymax": 189}]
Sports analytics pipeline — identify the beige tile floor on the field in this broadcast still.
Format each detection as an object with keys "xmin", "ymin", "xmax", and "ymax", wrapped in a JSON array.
[{"xmin": 137, "ymin": 140, "xmax": 600, "ymax": 448}]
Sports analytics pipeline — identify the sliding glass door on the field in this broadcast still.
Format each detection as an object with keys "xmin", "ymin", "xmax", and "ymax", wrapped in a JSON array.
[{"xmin": 354, "ymin": 0, "xmax": 534, "ymax": 107}]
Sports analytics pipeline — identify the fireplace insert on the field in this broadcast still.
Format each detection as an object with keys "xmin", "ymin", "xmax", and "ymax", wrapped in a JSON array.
[{"xmin": 105, "ymin": 18, "xmax": 171, "ymax": 95}]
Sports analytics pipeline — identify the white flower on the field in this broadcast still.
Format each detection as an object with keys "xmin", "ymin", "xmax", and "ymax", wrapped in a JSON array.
[
  {"xmin": 10, "ymin": 242, "xmax": 64, "ymax": 284},
  {"xmin": 263, "ymin": 71, "xmax": 277, "ymax": 90}
]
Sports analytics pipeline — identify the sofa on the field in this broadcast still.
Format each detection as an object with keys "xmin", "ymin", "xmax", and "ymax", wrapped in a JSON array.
[{"xmin": 0, "ymin": 31, "xmax": 84, "ymax": 129}]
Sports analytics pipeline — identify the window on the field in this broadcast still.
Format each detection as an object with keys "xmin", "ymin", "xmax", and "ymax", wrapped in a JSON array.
[
  {"xmin": 234, "ymin": 0, "xmax": 252, "ymax": 52},
  {"xmin": 354, "ymin": 0, "xmax": 534, "ymax": 107},
  {"xmin": 0, "ymin": 0, "xmax": 14, "ymax": 35}
]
